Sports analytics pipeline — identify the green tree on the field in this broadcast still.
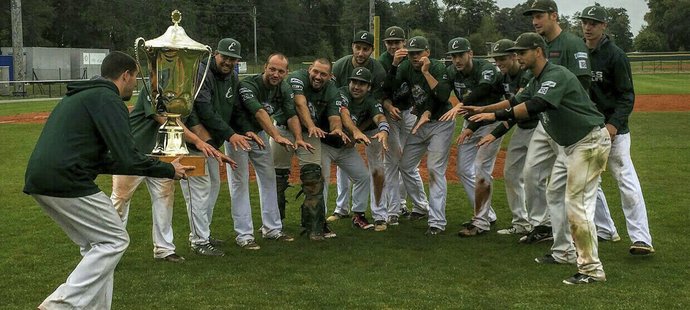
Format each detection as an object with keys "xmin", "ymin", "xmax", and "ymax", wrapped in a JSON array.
[
  {"xmin": 645, "ymin": 0, "xmax": 690, "ymax": 51},
  {"xmin": 634, "ymin": 26, "xmax": 667, "ymax": 52},
  {"xmin": 468, "ymin": 15, "xmax": 502, "ymax": 56},
  {"xmin": 493, "ymin": 1, "xmax": 537, "ymax": 41}
]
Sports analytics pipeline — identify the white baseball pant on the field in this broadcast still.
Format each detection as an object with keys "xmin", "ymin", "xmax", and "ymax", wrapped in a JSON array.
[
  {"xmin": 225, "ymin": 131, "xmax": 284, "ymax": 244},
  {"xmin": 111, "ymin": 175, "xmax": 177, "ymax": 259},
  {"xmin": 400, "ymin": 120, "xmax": 455, "ymax": 230}
]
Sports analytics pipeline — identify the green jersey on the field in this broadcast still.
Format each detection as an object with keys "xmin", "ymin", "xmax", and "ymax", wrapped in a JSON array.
[
  {"xmin": 187, "ymin": 60, "xmax": 240, "ymax": 148},
  {"xmin": 447, "ymin": 58, "xmax": 503, "ymax": 106},
  {"xmin": 516, "ymin": 62, "xmax": 604, "ymax": 146},
  {"xmin": 24, "ymin": 78, "xmax": 174, "ymax": 198},
  {"xmin": 128, "ymin": 86, "xmax": 159, "ymax": 153},
  {"xmin": 379, "ymin": 52, "xmax": 413, "ymax": 110},
  {"xmin": 288, "ymin": 69, "xmax": 346, "ymax": 131},
  {"xmin": 338, "ymin": 85, "xmax": 384, "ymax": 131},
  {"xmin": 235, "ymin": 73, "xmax": 296, "ymax": 133},
  {"xmin": 501, "ymin": 69, "xmax": 538, "ymax": 129},
  {"xmin": 386, "ymin": 58, "xmax": 451, "ymax": 120},
  {"xmin": 546, "ymin": 31, "xmax": 591, "ymax": 87},
  {"xmin": 588, "ymin": 34, "xmax": 634, "ymax": 135},
  {"xmin": 332, "ymin": 55, "xmax": 387, "ymax": 101}
]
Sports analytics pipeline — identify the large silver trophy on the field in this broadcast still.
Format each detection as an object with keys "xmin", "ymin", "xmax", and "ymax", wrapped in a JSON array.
[{"xmin": 134, "ymin": 10, "xmax": 212, "ymax": 156}]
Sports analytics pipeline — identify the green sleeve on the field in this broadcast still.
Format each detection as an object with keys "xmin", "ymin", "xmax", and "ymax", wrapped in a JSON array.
[
  {"xmin": 92, "ymin": 95, "xmax": 174, "ymax": 178},
  {"xmin": 331, "ymin": 57, "xmax": 348, "ymax": 88},
  {"xmin": 371, "ymin": 61, "xmax": 387, "ymax": 101},
  {"xmin": 514, "ymin": 79, "xmax": 535, "ymax": 104},
  {"xmin": 289, "ymin": 73, "xmax": 306, "ymax": 96},
  {"xmin": 280, "ymin": 80, "xmax": 297, "ymax": 119},
  {"xmin": 429, "ymin": 61, "xmax": 451, "ymax": 107},
  {"xmin": 328, "ymin": 86, "xmax": 348, "ymax": 117},
  {"xmin": 238, "ymin": 78, "xmax": 264, "ymax": 116},
  {"xmin": 608, "ymin": 53, "xmax": 635, "ymax": 130},
  {"xmin": 530, "ymin": 70, "xmax": 567, "ymax": 108}
]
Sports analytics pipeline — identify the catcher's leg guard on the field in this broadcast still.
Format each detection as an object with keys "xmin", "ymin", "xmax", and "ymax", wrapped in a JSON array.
[
  {"xmin": 275, "ymin": 168, "xmax": 291, "ymax": 220},
  {"xmin": 300, "ymin": 164, "xmax": 326, "ymax": 235}
]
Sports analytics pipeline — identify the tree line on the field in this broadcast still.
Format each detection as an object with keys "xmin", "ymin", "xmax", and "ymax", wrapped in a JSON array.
[{"xmin": 1, "ymin": 0, "xmax": 687, "ymax": 64}]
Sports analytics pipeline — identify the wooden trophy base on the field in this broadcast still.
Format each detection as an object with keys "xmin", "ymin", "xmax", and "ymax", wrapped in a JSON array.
[{"xmin": 151, "ymin": 154, "xmax": 207, "ymax": 176}]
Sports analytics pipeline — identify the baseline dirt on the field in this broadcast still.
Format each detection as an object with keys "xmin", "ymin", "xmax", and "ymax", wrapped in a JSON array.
[{"xmin": 4, "ymin": 94, "xmax": 688, "ymax": 183}]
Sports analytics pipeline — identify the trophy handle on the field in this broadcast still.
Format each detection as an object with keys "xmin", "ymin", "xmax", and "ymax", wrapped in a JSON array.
[
  {"xmin": 134, "ymin": 37, "xmax": 154, "ymax": 107},
  {"xmin": 193, "ymin": 46, "xmax": 214, "ymax": 101}
]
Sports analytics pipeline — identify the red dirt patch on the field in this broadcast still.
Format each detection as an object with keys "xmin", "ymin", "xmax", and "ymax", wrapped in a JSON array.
[{"xmin": 5, "ymin": 94, "xmax": 688, "ymax": 183}]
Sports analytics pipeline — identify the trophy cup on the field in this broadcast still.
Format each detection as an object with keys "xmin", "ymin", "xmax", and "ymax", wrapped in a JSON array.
[{"xmin": 135, "ymin": 10, "xmax": 212, "ymax": 175}]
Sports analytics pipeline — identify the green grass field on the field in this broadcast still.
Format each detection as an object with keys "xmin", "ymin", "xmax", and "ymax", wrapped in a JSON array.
[{"xmin": 1, "ymin": 75, "xmax": 689, "ymax": 309}]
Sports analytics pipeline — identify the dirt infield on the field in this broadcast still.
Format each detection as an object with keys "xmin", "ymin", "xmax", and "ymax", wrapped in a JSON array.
[{"xmin": 3, "ymin": 94, "xmax": 689, "ymax": 183}]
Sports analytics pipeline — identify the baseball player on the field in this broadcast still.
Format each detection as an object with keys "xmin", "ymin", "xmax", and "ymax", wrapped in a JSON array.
[
  {"xmin": 24, "ymin": 51, "xmax": 193, "ymax": 309},
  {"xmin": 516, "ymin": 0, "xmax": 593, "ymax": 267},
  {"xmin": 378, "ymin": 25, "xmax": 420, "ymax": 224},
  {"xmin": 579, "ymin": 5, "xmax": 655, "ymax": 255},
  {"xmin": 227, "ymin": 53, "xmax": 297, "ymax": 250},
  {"xmin": 466, "ymin": 39, "xmax": 537, "ymax": 236},
  {"xmin": 439, "ymin": 37, "xmax": 505, "ymax": 237},
  {"xmin": 329, "ymin": 30, "xmax": 387, "ymax": 222},
  {"xmin": 111, "ymin": 85, "xmax": 232, "ymax": 262},
  {"xmin": 385, "ymin": 36, "xmax": 453, "ymax": 235},
  {"xmin": 277, "ymin": 58, "xmax": 342, "ymax": 240},
  {"xmin": 469, "ymin": 32, "xmax": 611, "ymax": 285},
  {"xmin": 323, "ymin": 67, "xmax": 390, "ymax": 231},
  {"xmin": 181, "ymin": 38, "xmax": 256, "ymax": 256}
]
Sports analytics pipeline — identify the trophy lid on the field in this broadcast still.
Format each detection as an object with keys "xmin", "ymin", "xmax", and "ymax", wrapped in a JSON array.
[{"xmin": 144, "ymin": 10, "xmax": 209, "ymax": 51}]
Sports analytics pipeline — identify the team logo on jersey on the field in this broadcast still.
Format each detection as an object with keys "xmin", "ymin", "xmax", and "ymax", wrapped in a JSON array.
[
  {"xmin": 549, "ymin": 51, "xmax": 561, "ymax": 59},
  {"xmin": 538, "ymin": 80, "xmax": 556, "ymax": 95},
  {"xmin": 262, "ymin": 101, "xmax": 275, "ymax": 115},
  {"xmin": 591, "ymin": 70, "xmax": 604, "ymax": 82},
  {"xmin": 225, "ymin": 87, "xmax": 234, "ymax": 98},
  {"xmin": 482, "ymin": 69, "xmax": 495, "ymax": 81},
  {"xmin": 575, "ymin": 52, "xmax": 588, "ymax": 60},
  {"xmin": 239, "ymin": 87, "xmax": 254, "ymax": 101},
  {"xmin": 290, "ymin": 77, "xmax": 304, "ymax": 91},
  {"xmin": 375, "ymin": 103, "xmax": 384, "ymax": 114}
]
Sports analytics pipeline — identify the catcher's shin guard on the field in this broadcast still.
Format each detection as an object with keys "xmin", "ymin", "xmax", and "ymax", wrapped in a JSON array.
[
  {"xmin": 300, "ymin": 164, "xmax": 326, "ymax": 234},
  {"xmin": 275, "ymin": 168, "xmax": 290, "ymax": 220}
]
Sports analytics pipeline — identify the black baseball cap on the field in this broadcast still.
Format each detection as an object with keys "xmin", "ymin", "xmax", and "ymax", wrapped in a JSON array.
[
  {"xmin": 406, "ymin": 36, "xmax": 429, "ymax": 52},
  {"xmin": 353, "ymin": 30, "xmax": 374, "ymax": 46},
  {"xmin": 506, "ymin": 33, "xmax": 546, "ymax": 52},
  {"xmin": 217, "ymin": 38, "xmax": 242, "ymax": 59},
  {"xmin": 384, "ymin": 26, "xmax": 406, "ymax": 41},
  {"xmin": 446, "ymin": 37, "xmax": 471, "ymax": 55},
  {"xmin": 349, "ymin": 67, "xmax": 372, "ymax": 84},
  {"xmin": 523, "ymin": 0, "xmax": 558, "ymax": 16},
  {"xmin": 489, "ymin": 39, "xmax": 516, "ymax": 57},
  {"xmin": 578, "ymin": 6, "xmax": 608, "ymax": 23}
]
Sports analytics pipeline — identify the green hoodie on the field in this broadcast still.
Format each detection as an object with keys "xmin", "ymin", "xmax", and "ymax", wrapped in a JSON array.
[{"xmin": 24, "ymin": 77, "xmax": 175, "ymax": 198}]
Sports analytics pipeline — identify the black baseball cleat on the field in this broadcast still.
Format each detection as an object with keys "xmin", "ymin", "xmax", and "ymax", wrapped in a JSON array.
[
  {"xmin": 629, "ymin": 241, "xmax": 655, "ymax": 255},
  {"xmin": 562, "ymin": 273, "xmax": 605, "ymax": 285},
  {"xmin": 408, "ymin": 212, "xmax": 428, "ymax": 221},
  {"xmin": 519, "ymin": 226, "xmax": 553, "ymax": 244}
]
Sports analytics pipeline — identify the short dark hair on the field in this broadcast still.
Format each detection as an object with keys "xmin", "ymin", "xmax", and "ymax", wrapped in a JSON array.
[
  {"xmin": 266, "ymin": 52, "xmax": 289, "ymax": 66},
  {"xmin": 101, "ymin": 51, "xmax": 138, "ymax": 79},
  {"xmin": 313, "ymin": 58, "xmax": 332, "ymax": 70}
]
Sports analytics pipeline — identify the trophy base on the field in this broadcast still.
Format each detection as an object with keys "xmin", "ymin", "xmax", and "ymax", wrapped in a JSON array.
[{"xmin": 151, "ymin": 155, "xmax": 207, "ymax": 177}]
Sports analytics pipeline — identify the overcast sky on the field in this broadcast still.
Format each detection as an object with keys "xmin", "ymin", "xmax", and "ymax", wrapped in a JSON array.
[{"xmin": 494, "ymin": 0, "xmax": 649, "ymax": 35}]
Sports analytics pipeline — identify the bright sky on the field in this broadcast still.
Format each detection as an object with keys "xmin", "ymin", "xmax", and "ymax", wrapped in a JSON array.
[{"xmin": 495, "ymin": 0, "xmax": 649, "ymax": 35}]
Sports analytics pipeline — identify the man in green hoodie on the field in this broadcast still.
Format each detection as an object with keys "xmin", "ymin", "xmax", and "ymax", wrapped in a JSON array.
[{"xmin": 24, "ymin": 51, "xmax": 193, "ymax": 310}]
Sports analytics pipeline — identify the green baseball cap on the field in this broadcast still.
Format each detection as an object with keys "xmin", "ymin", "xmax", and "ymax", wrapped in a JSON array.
[
  {"xmin": 217, "ymin": 38, "xmax": 242, "ymax": 59},
  {"xmin": 578, "ymin": 6, "xmax": 608, "ymax": 23},
  {"xmin": 446, "ymin": 37, "xmax": 471, "ymax": 55},
  {"xmin": 489, "ymin": 39, "xmax": 516, "ymax": 57},
  {"xmin": 353, "ymin": 30, "xmax": 374, "ymax": 46},
  {"xmin": 406, "ymin": 36, "xmax": 429, "ymax": 52},
  {"xmin": 523, "ymin": 0, "xmax": 558, "ymax": 16},
  {"xmin": 384, "ymin": 26, "xmax": 406, "ymax": 41},
  {"xmin": 506, "ymin": 32, "xmax": 546, "ymax": 52},
  {"xmin": 349, "ymin": 67, "xmax": 372, "ymax": 84}
]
